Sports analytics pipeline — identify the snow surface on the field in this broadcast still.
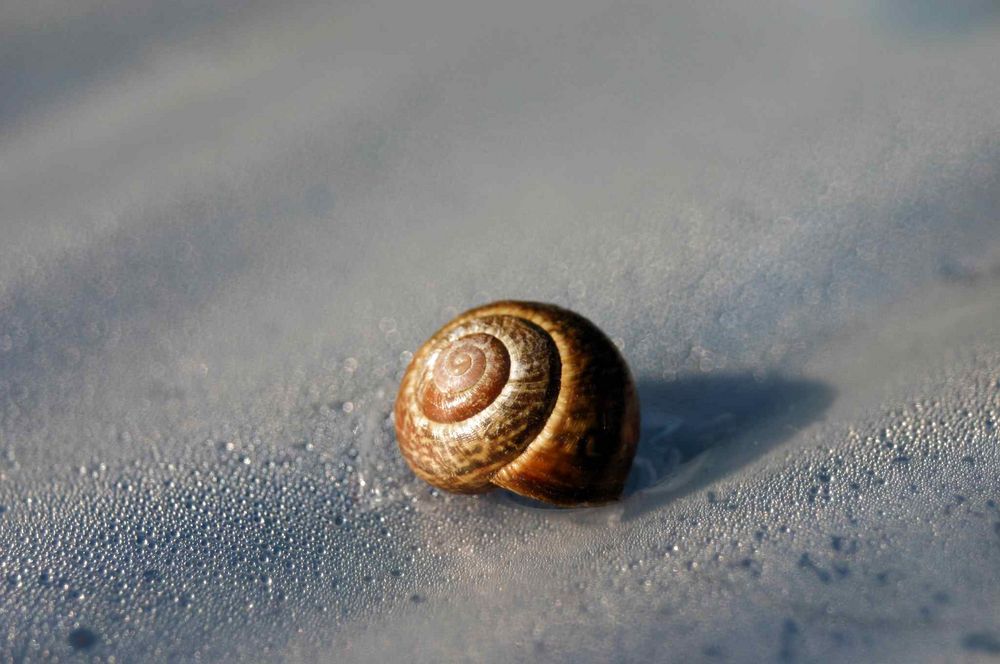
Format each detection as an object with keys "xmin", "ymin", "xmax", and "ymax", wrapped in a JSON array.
[{"xmin": 1, "ymin": 0, "xmax": 999, "ymax": 661}]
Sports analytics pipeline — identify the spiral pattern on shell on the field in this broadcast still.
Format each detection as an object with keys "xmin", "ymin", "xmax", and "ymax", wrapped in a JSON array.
[{"xmin": 394, "ymin": 301, "xmax": 640, "ymax": 506}]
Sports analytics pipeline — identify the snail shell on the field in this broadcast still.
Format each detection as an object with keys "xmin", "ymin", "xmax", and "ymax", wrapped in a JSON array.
[{"xmin": 394, "ymin": 301, "xmax": 640, "ymax": 506}]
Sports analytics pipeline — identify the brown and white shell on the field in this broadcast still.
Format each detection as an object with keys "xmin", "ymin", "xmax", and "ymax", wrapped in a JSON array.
[{"xmin": 394, "ymin": 301, "xmax": 640, "ymax": 506}]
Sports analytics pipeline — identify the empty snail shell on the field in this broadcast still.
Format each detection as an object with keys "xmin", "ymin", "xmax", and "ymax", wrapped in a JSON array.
[{"xmin": 394, "ymin": 301, "xmax": 640, "ymax": 506}]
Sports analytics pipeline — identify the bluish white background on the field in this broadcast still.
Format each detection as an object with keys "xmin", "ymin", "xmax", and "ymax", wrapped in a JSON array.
[{"xmin": 1, "ymin": 0, "xmax": 999, "ymax": 661}]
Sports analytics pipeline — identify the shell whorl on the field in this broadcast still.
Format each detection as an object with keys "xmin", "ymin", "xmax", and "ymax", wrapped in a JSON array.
[
  {"xmin": 394, "ymin": 301, "xmax": 640, "ymax": 506},
  {"xmin": 419, "ymin": 332, "xmax": 511, "ymax": 423}
]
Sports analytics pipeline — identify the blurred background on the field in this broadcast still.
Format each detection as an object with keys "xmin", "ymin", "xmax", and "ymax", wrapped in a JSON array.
[{"xmin": 1, "ymin": 0, "xmax": 998, "ymax": 661}]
